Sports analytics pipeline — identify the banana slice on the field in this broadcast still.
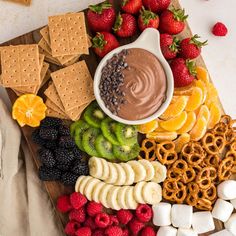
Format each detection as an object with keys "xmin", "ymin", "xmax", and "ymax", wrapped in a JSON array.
[
  {"xmin": 114, "ymin": 163, "xmax": 126, "ymax": 186},
  {"xmin": 125, "ymin": 186, "xmax": 138, "ymax": 210},
  {"xmin": 78, "ymin": 176, "xmax": 93, "ymax": 195},
  {"xmin": 92, "ymin": 181, "xmax": 106, "ymax": 203},
  {"xmin": 100, "ymin": 158, "xmax": 110, "ymax": 180},
  {"xmin": 105, "ymin": 162, "xmax": 118, "ymax": 184},
  {"xmin": 133, "ymin": 181, "xmax": 146, "ymax": 204},
  {"xmin": 99, "ymin": 183, "xmax": 113, "ymax": 208},
  {"xmin": 84, "ymin": 178, "xmax": 101, "ymax": 201},
  {"xmin": 75, "ymin": 175, "xmax": 85, "ymax": 192},
  {"xmin": 142, "ymin": 182, "xmax": 162, "ymax": 205},
  {"xmin": 128, "ymin": 160, "xmax": 146, "ymax": 183},
  {"xmin": 117, "ymin": 186, "xmax": 130, "ymax": 209},
  {"xmin": 107, "ymin": 186, "xmax": 121, "ymax": 210},
  {"xmin": 89, "ymin": 156, "xmax": 103, "ymax": 179},
  {"xmin": 120, "ymin": 163, "xmax": 135, "ymax": 185},
  {"xmin": 151, "ymin": 161, "xmax": 167, "ymax": 183},
  {"xmin": 138, "ymin": 159, "xmax": 155, "ymax": 181}
]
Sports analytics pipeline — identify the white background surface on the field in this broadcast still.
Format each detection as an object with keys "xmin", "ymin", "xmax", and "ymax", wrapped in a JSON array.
[{"xmin": 0, "ymin": 0, "xmax": 235, "ymax": 116}]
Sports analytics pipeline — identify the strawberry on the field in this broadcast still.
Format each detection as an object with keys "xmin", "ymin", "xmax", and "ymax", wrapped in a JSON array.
[
  {"xmin": 114, "ymin": 13, "xmax": 137, "ymax": 38},
  {"xmin": 142, "ymin": 0, "xmax": 171, "ymax": 13},
  {"xmin": 159, "ymin": 8, "xmax": 188, "ymax": 35},
  {"xmin": 160, "ymin": 33, "xmax": 180, "ymax": 60},
  {"xmin": 138, "ymin": 8, "xmax": 159, "ymax": 32},
  {"xmin": 180, "ymin": 34, "xmax": 207, "ymax": 59},
  {"xmin": 121, "ymin": 0, "xmax": 142, "ymax": 15},
  {"xmin": 212, "ymin": 22, "xmax": 228, "ymax": 36},
  {"xmin": 92, "ymin": 32, "xmax": 120, "ymax": 58},
  {"xmin": 87, "ymin": 1, "xmax": 116, "ymax": 32},
  {"xmin": 170, "ymin": 58, "xmax": 196, "ymax": 87}
]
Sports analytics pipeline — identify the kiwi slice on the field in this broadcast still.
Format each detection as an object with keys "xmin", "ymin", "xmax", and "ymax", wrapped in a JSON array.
[
  {"xmin": 70, "ymin": 120, "xmax": 81, "ymax": 137},
  {"xmin": 83, "ymin": 102, "xmax": 106, "ymax": 128},
  {"xmin": 115, "ymin": 123, "xmax": 138, "ymax": 146},
  {"xmin": 74, "ymin": 120, "xmax": 90, "ymax": 151},
  {"xmin": 101, "ymin": 117, "xmax": 120, "ymax": 145},
  {"xmin": 95, "ymin": 135, "xmax": 115, "ymax": 160},
  {"xmin": 113, "ymin": 143, "xmax": 140, "ymax": 161},
  {"xmin": 82, "ymin": 127, "xmax": 101, "ymax": 156}
]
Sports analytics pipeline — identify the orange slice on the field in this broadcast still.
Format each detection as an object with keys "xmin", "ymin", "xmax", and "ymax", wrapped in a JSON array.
[
  {"xmin": 174, "ymin": 83, "xmax": 194, "ymax": 96},
  {"xmin": 177, "ymin": 111, "xmax": 196, "ymax": 134},
  {"xmin": 208, "ymin": 102, "xmax": 222, "ymax": 129},
  {"xmin": 154, "ymin": 125, "xmax": 167, "ymax": 132},
  {"xmin": 196, "ymin": 66, "xmax": 209, "ymax": 84},
  {"xmin": 204, "ymin": 83, "xmax": 219, "ymax": 107},
  {"xmin": 12, "ymin": 94, "xmax": 47, "ymax": 127},
  {"xmin": 138, "ymin": 120, "xmax": 158, "ymax": 134},
  {"xmin": 174, "ymin": 133, "xmax": 190, "ymax": 153},
  {"xmin": 189, "ymin": 116, "xmax": 207, "ymax": 141},
  {"xmin": 147, "ymin": 131, "xmax": 177, "ymax": 142},
  {"xmin": 160, "ymin": 96, "xmax": 188, "ymax": 120},
  {"xmin": 197, "ymin": 105, "xmax": 210, "ymax": 123},
  {"xmin": 159, "ymin": 111, "xmax": 187, "ymax": 132},
  {"xmin": 185, "ymin": 87, "xmax": 203, "ymax": 112},
  {"xmin": 195, "ymin": 80, "xmax": 207, "ymax": 104},
  {"xmin": 170, "ymin": 96, "xmax": 180, "ymax": 104}
]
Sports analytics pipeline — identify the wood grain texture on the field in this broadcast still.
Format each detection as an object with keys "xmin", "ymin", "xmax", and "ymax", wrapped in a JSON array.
[{"xmin": 1, "ymin": 0, "xmax": 227, "ymax": 235}]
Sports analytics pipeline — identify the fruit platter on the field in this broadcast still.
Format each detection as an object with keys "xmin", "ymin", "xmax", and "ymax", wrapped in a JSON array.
[{"xmin": 1, "ymin": 0, "xmax": 235, "ymax": 235}]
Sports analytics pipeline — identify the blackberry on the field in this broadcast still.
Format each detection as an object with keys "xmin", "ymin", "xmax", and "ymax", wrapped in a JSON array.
[
  {"xmin": 56, "ymin": 161, "xmax": 71, "ymax": 171},
  {"xmin": 39, "ymin": 128, "xmax": 58, "ymax": 140},
  {"xmin": 38, "ymin": 165, "xmax": 61, "ymax": 181},
  {"xmin": 58, "ymin": 136, "xmax": 76, "ymax": 149},
  {"xmin": 32, "ymin": 128, "xmax": 46, "ymax": 146},
  {"xmin": 73, "ymin": 147, "xmax": 83, "ymax": 161},
  {"xmin": 41, "ymin": 117, "xmax": 62, "ymax": 128},
  {"xmin": 38, "ymin": 148, "xmax": 56, "ymax": 168},
  {"xmin": 71, "ymin": 159, "xmax": 89, "ymax": 176},
  {"xmin": 44, "ymin": 140, "xmax": 58, "ymax": 150},
  {"xmin": 54, "ymin": 148, "xmax": 75, "ymax": 163},
  {"xmin": 61, "ymin": 172, "xmax": 78, "ymax": 186},
  {"xmin": 58, "ymin": 125, "xmax": 70, "ymax": 136}
]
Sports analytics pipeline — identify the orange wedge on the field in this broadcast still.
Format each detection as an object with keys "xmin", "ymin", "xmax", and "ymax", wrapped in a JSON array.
[
  {"xmin": 154, "ymin": 125, "xmax": 167, "ymax": 132},
  {"xmin": 138, "ymin": 120, "xmax": 158, "ymax": 134},
  {"xmin": 185, "ymin": 87, "xmax": 203, "ymax": 112},
  {"xmin": 195, "ymin": 80, "xmax": 207, "ymax": 104},
  {"xmin": 160, "ymin": 96, "xmax": 188, "ymax": 120},
  {"xmin": 174, "ymin": 133, "xmax": 191, "ymax": 153},
  {"xmin": 190, "ymin": 116, "xmax": 207, "ymax": 141},
  {"xmin": 159, "ymin": 111, "xmax": 187, "ymax": 132},
  {"xmin": 196, "ymin": 66, "xmax": 210, "ymax": 84},
  {"xmin": 12, "ymin": 94, "xmax": 47, "ymax": 127},
  {"xmin": 204, "ymin": 83, "xmax": 219, "ymax": 107},
  {"xmin": 197, "ymin": 105, "xmax": 210, "ymax": 123},
  {"xmin": 208, "ymin": 102, "xmax": 222, "ymax": 129},
  {"xmin": 174, "ymin": 83, "xmax": 194, "ymax": 96},
  {"xmin": 147, "ymin": 131, "xmax": 177, "ymax": 142},
  {"xmin": 177, "ymin": 111, "xmax": 196, "ymax": 134}
]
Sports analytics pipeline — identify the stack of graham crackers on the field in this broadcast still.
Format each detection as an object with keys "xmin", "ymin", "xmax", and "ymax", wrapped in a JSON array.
[
  {"xmin": 38, "ymin": 12, "xmax": 92, "ymax": 67},
  {"xmin": 3, "ymin": 0, "xmax": 31, "ymax": 6}
]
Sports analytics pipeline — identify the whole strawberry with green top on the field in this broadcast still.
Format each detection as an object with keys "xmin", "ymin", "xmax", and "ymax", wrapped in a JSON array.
[
  {"xmin": 159, "ymin": 8, "xmax": 188, "ymax": 35},
  {"xmin": 138, "ymin": 8, "xmax": 159, "ymax": 32},
  {"xmin": 180, "ymin": 34, "xmax": 208, "ymax": 59},
  {"xmin": 92, "ymin": 32, "xmax": 120, "ymax": 58},
  {"xmin": 87, "ymin": 1, "xmax": 116, "ymax": 32},
  {"xmin": 121, "ymin": 0, "xmax": 142, "ymax": 15},
  {"xmin": 143, "ymin": 0, "xmax": 171, "ymax": 13},
  {"xmin": 170, "ymin": 58, "xmax": 196, "ymax": 87}
]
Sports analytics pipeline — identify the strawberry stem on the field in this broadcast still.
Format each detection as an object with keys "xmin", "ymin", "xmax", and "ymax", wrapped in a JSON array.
[
  {"xmin": 122, "ymin": 0, "xmax": 129, "ymax": 7},
  {"xmin": 190, "ymin": 34, "xmax": 208, "ymax": 48},
  {"xmin": 89, "ymin": 1, "xmax": 112, "ymax": 14},
  {"xmin": 186, "ymin": 59, "xmax": 197, "ymax": 76},
  {"xmin": 170, "ymin": 7, "xmax": 188, "ymax": 22},
  {"xmin": 92, "ymin": 33, "xmax": 107, "ymax": 49},
  {"xmin": 169, "ymin": 37, "xmax": 180, "ymax": 53},
  {"xmin": 140, "ymin": 7, "xmax": 158, "ymax": 25},
  {"xmin": 113, "ymin": 13, "xmax": 123, "ymax": 32}
]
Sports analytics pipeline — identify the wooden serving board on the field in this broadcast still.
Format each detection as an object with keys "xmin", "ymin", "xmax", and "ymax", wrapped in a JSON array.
[{"xmin": 1, "ymin": 0, "xmax": 227, "ymax": 235}]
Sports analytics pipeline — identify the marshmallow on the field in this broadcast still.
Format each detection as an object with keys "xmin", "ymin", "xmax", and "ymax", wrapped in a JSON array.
[
  {"xmin": 177, "ymin": 228, "xmax": 197, "ymax": 236},
  {"xmin": 217, "ymin": 180, "xmax": 236, "ymax": 200},
  {"xmin": 210, "ymin": 229, "xmax": 234, "ymax": 236},
  {"xmin": 224, "ymin": 213, "xmax": 236, "ymax": 235},
  {"xmin": 192, "ymin": 211, "xmax": 215, "ymax": 234},
  {"xmin": 152, "ymin": 203, "xmax": 171, "ymax": 226},
  {"xmin": 230, "ymin": 198, "xmax": 236, "ymax": 209},
  {"xmin": 171, "ymin": 204, "xmax": 193, "ymax": 228},
  {"xmin": 212, "ymin": 199, "xmax": 234, "ymax": 222},
  {"xmin": 157, "ymin": 226, "xmax": 177, "ymax": 236}
]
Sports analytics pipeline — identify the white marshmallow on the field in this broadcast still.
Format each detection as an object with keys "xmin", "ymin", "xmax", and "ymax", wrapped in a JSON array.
[
  {"xmin": 171, "ymin": 204, "xmax": 193, "ymax": 228},
  {"xmin": 177, "ymin": 228, "xmax": 197, "ymax": 236},
  {"xmin": 192, "ymin": 211, "xmax": 215, "ymax": 234},
  {"xmin": 152, "ymin": 203, "xmax": 171, "ymax": 226},
  {"xmin": 224, "ymin": 213, "xmax": 236, "ymax": 235},
  {"xmin": 157, "ymin": 226, "xmax": 177, "ymax": 236},
  {"xmin": 230, "ymin": 198, "xmax": 236, "ymax": 209},
  {"xmin": 210, "ymin": 229, "xmax": 234, "ymax": 236},
  {"xmin": 212, "ymin": 199, "xmax": 234, "ymax": 222},
  {"xmin": 217, "ymin": 180, "xmax": 236, "ymax": 200}
]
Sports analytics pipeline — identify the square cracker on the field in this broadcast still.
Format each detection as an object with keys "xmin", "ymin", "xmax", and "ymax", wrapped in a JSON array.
[
  {"xmin": 39, "ymin": 47, "xmax": 61, "ymax": 66},
  {"xmin": 1, "ymin": 44, "xmax": 41, "ymax": 87},
  {"xmin": 48, "ymin": 12, "xmax": 89, "ymax": 57},
  {"xmin": 46, "ymin": 107, "xmax": 69, "ymax": 120},
  {"xmin": 4, "ymin": 0, "xmax": 31, "ymax": 6},
  {"xmin": 45, "ymin": 98, "xmax": 69, "ymax": 117}
]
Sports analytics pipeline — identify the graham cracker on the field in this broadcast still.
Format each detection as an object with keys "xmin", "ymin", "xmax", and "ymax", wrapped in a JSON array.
[
  {"xmin": 40, "ymin": 27, "xmax": 51, "ymax": 45},
  {"xmin": 39, "ymin": 53, "xmax": 45, "ymax": 68},
  {"xmin": 45, "ymin": 98, "xmax": 69, "ymax": 117},
  {"xmin": 39, "ymin": 47, "xmax": 61, "ymax": 66},
  {"xmin": 67, "ymin": 102, "xmax": 91, "ymax": 121},
  {"xmin": 38, "ymin": 38, "xmax": 51, "ymax": 55},
  {"xmin": 63, "ymin": 55, "xmax": 80, "ymax": 67},
  {"xmin": 4, "ymin": 0, "xmax": 31, "ymax": 6},
  {"xmin": 48, "ymin": 12, "xmax": 89, "ymax": 57},
  {"xmin": 40, "ymin": 68, "xmax": 51, "ymax": 89},
  {"xmin": 46, "ymin": 107, "xmax": 69, "ymax": 120}
]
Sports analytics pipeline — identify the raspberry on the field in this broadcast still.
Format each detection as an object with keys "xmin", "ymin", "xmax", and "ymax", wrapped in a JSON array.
[
  {"xmin": 57, "ymin": 195, "xmax": 72, "ymax": 213},
  {"xmin": 93, "ymin": 229, "xmax": 105, "ymax": 236},
  {"xmin": 64, "ymin": 221, "xmax": 80, "ymax": 235},
  {"xmin": 70, "ymin": 192, "xmax": 87, "ymax": 209},
  {"xmin": 84, "ymin": 217, "xmax": 97, "ymax": 230},
  {"xmin": 122, "ymin": 229, "xmax": 130, "ymax": 236},
  {"xmin": 140, "ymin": 226, "xmax": 156, "ymax": 236},
  {"xmin": 128, "ymin": 219, "xmax": 145, "ymax": 235},
  {"xmin": 212, "ymin": 22, "xmax": 228, "ymax": 36},
  {"xmin": 109, "ymin": 215, "xmax": 119, "ymax": 226},
  {"xmin": 105, "ymin": 226, "xmax": 123, "ymax": 236},
  {"xmin": 117, "ymin": 209, "xmax": 133, "ymax": 225},
  {"xmin": 95, "ymin": 212, "xmax": 110, "ymax": 228},
  {"xmin": 135, "ymin": 204, "xmax": 153, "ymax": 223},
  {"xmin": 86, "ymin": 201, "xmax": 103, "ymax": 217},
  {"xmin": 69, "ymin": 207, "xmax": 86, "ymax": 223},
  {"xmin": 75, "ymin": 226, "xmax": 91, "ymax": 236}
]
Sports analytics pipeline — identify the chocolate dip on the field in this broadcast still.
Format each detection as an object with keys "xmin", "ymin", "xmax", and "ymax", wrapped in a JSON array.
[{"xmin": 118, "ymin": 48, "xmax": 167, "ymax": 120}]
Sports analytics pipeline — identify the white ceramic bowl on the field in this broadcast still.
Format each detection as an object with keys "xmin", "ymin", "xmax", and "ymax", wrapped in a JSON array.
[{"xmin": 94, "ymin": 28, "xmax": 174, "ymax": 125}]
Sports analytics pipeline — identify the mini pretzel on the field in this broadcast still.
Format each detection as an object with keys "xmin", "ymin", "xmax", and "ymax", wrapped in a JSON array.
[
  {"xmin": 226, "ymin": 150, "xmax": 236, "ymax": 173},
  {"xmin": 225, "ymin": 129, "xmax": 236, "ymax": 144},
  {"xmin": 156, "ymin": 141, "xmax": 178, "ymax": 165},
  {"xmin": 213, "ymin": 122, "xmax": 229, "ymax": 138},
  {"xmin": 196, "ymin": 167, "xmax": 217, "ymax": 189},
  {"xmin": 202, "ymin": 154, "xmax": 220, "ymax": 168},
  {"xmin": 195, "ymin": 198, "xmax": 213, "ymax": 211},
  {"xmin": 138, "ymin": 138, "xmax": 156, "ymax": 161},
  {"xmin": 218, "ymin": 156, "xmax": 234, "ymax": 181},
  {"xmin": 202, "ymin": 184, "xmax": 217, "ymax": 202},
  {"xmin": 220, "ymin": 115, "xmax": 232, "ymax": 126},
  {"xmin": 230, "ymin": 140, "xmax": 236, "ymax": 152},
  {"xmin": 185, "ymin": 182, "xmax": 199, "ymax": 206}
]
